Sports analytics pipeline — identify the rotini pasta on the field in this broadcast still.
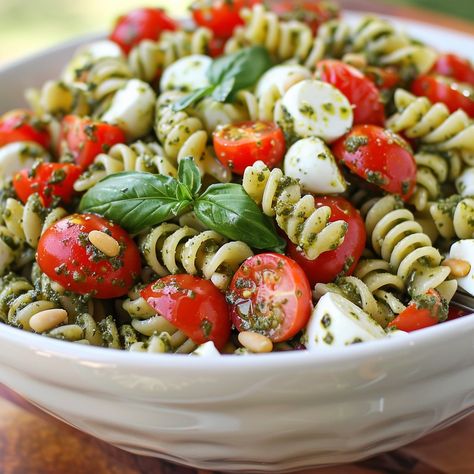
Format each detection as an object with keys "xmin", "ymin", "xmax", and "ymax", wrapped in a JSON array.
[{"xmin": 429, "ymin": 195, "xmax": 474, "ymax": 240}]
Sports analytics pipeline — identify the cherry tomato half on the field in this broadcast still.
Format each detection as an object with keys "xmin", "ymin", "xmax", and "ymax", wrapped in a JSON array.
[
  {"xmin": 191, "ymin": 0, "xmax": 261, "ymax": 39},
  {"xmin": 387, "ymin": 289, "xmax": 448, "ymax": 332},
  {"xmin": 37, "ymin": 214, "xmax": 141, "ymax": 299},
  {"xmin": 332, "ymin": 125, "xmax": 417, "ymax": 201},
  {"xmin": 213, "ymin": 121, "xmax": 285, "ymax": 175},
  {"xmin": 287, "ymin": 197, "xmax": 365, "ymax": 286},
  {"xmin": 227, "ymin": 253, "xmax": 312, "ymax": 342},
  {"xmin": 316, "ymin": 60, "xmax": 385, "ymax": 126},
  {"xmin": 364, "ymin": 66, "xmax": 401, "ymax": 91},
  {"xmin": 141, "ymin": 275, "xmax": 231, "ymax": 350},
  {"xmin": 411, "ymin": 74, "xmax": 474, "ymax": 118},
  {"xmin": 0, "ymin": 109, "xmax": 50, "ymax": 149},
  {"xmin": 59, "ymin": 115, "xmax": 126, "ymax": 170},
  {"xmin": 109, "ymin": 7, "xmax": 177, "ymax": 54},
  {"xmin": 432, "ymin": 53, "xmax": 474, "ymax": 86},
  {"xmin": 13, "ymin": 162, "xmax": 82, "ymax": 208}
]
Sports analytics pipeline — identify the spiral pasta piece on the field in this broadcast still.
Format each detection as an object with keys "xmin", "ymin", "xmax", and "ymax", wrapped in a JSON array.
[
  {"xmin": 154, "ymin": 91, "xmax": 231, "ymax": 182},
  {"xmin": 243, "ymin": 161, "xmax": 347, "ymax": 260},
  {"xmin": 387, "ymin": 89, "xmax": 474, "ymax": 153},
  {"xmin": 74, "ymin": 141, "xmax": 177, "ymax": 192},
  {"xmin": 139, "ymin": 223, "xmax": 253, "ymax": 290},
  {"xmin": 129, "ymin": 28, "xmax": 213, "ymax": 83},
  {"xmin": 364, "ymin": 195, "xmax": 456, "ymax": 301},
  {"xmin": 429, "ymin": 195, "xmax": 474, "ymax": 240}
]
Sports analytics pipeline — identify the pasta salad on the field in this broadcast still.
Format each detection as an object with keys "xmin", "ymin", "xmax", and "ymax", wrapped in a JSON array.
[{"xmin": 0, "ymin": 0, "xmax": 473, "ymax": 356}]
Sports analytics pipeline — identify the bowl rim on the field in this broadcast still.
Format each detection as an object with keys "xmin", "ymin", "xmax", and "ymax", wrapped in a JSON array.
[{"xmin": 1, "ymin": 11, "xmax": 474, "ymax": 373}]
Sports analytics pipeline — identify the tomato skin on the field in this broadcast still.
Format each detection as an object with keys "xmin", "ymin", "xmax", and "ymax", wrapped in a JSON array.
[
  {"xmin": 287, "ymin": 197, "xmax": 365, "ymax": 286},
  {"xmin": 0, "ymin": 109, "xmax": 50, "ymax": 149},
  {"xmin": 109, "ymin": 8, "xmax": 177, "ymax": 54},
  {"xmin": 227, "ymin": 253, "xmax": 312, "ymax": 342},
  {"xmin": 332, "ymin": 125, "xmax": 417, "ymax": 201},
  {"xmin": 191, "ymin": 0, "xmax": 261, "ymax": 39},
  {"xmin": 268, "ymin": 0, "xmax": 340, "ymax": 34},
  {"xmin": 59, "ymin": 115, "xmax": 126, "ymax": 170},
  {"xmin": 213, "ymin": 121, "xmax": 285, "ymax": 175},
  {"xmin": 141, "ymin": 275, "xmax": 231, "ymax": 350},
  {"xmin": 316, "ymin": 60, "xmax": 385, "ymax": 126},
  {"xmin": 13, "ymin": 162, "xmax": 82, "ymax": 208},
  {"xmin": 365, "ymin": 66, "xmax": 401, "ymax": 91},
  {"xmin": 411, "ymin": 74, "xmax": 474, "ymax": 118},
  {"xmin": 388, "ymin": 289, "xmax": 448, "ymax": 332},
  {"xmin": 37, "ymin": 214, "xmax": 141, "ymax": 299},
  {"xmin": 432, "ymin": 53, "xmax": 474, "ymax": 86}
]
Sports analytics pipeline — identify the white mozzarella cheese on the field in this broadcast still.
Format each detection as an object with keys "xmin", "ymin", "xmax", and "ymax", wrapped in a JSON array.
[
  {"xmin": 275, "ymin": 79, "xmax": 353, "ymax": 143},
  {"xmin": 192, "ymin": 341, "xmax": 221, "ymax": 357},
  {"xmin": 284, "ymin": 137, "xmax": 347, "ymax": 194},
  {"xmin": 255, "ymin": 65, "xmax": 311, "ymax": 98},
  {"xmin": 0, "ymin": 142, "xmax": 49, "ymax": 181},
  {"xmin": 456, "ymin": 167, "xmax": 474, "ymax": 197},
  {"xmin": 449, "ymin": 239, "xmax": 474, "ymax": 296},
  {"xmin": 160, "ymin": 54, "xmax": 212, "ymax": 92},
  {"xmin": 305, "ymin": 293, "xmax": 386, "ymax": 350},
  {"xmin": 101, "ymin": 79, "xmax": 156, "ymax": 140}
]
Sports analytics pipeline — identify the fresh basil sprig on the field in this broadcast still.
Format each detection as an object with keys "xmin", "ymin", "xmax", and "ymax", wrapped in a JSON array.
[
  {"xmin": 80, "ymin": 158, "xmax": 285, "ymax": 253},
  {"xmin": 172, "ymin": 46, "xmax": 273, "ymax": 112}
]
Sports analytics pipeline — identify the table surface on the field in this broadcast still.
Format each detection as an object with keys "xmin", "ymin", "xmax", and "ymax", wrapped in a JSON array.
[{"xmin": 1, "ymin": 1, "xmax": 474, "ymax": 473}]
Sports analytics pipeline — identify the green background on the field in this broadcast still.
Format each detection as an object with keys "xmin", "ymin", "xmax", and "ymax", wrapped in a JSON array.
[{"xmin": 0, "ymin": 0, "xmax": 472, "ymax": 65}]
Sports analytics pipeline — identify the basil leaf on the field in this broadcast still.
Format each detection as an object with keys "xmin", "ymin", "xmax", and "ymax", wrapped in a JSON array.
[
  {"xmin": 194, "ymin": 183, "xmax": 286, "ymax": 252},
  {"xmin": 80, "ymin": 172, "xmax": 191, "ymax": 234},
  {"xmin": 212, "ymin": 77, "xmax": 235, "ymax": 102},
  {"xmin": 172, "ymin": 85, "xmax": 214, "ymax": 112},
  {"xmin": 178, "ymin": 157, "xmax": 201, "ymax": 197}
]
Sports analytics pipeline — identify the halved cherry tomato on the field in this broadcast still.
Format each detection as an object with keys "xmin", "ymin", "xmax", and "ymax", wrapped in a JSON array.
[
  {"xmin": 58, "ymin": 115, "xmax": 126, "ymax": 170},
  {"xmin": 287, "ymin": 197, "xmax": 365, "ymax": 286},
  {"xmin": 37, "ymin": 214, "xmax": 140, "ymax": 299},
  {"xmin": 268, "ymin": 0, "xmax": 340, "ymax": 35},
  {"xmin": 411, "ymin": 74, "xmax": 474, "ymax": 118},
  {"xmin": 432, "ymin": 53, "xmax": 474, "ymax": 86},
  {"xmin": 316, "ymin": 60, "xmax": 385, "ymax": 126},
  {"xmin": 141, "ymin": 275, "xmax": 231, "ymax": 350},
  {"xmin": 227, "ymin": 253, "xmax": 312, "ymax": 342},
  {"xmin": 365, "ymin": 66, "xmax": 401, "ymax": 91},
  {"xmin": 213, "ymin": 121, "xmax": 285, "ymax": 175},
  {"xmin": 388, "ymin": 289, "xmax": 448, "ymax": 332},
  {"xmin": 109, "ymin": 7, "xmax": 177, "ymax": 54},
  {"xmin": 207, "ymin": 36, "xmax": 226, "ymax": 58},
  {"xmin": 13, "ymin": 162, "xmax": 82, "ymax": 208},
  {"xmin": 332, "ymin": 125, "xmax": 417, "ymax": 201},
  {"xmin": 191, "ymin": 0, "xmax": 262, "ymax": 39},
  {"xmin": 0, "ymin": 109, "xmax": 50, "ymax": 149}
]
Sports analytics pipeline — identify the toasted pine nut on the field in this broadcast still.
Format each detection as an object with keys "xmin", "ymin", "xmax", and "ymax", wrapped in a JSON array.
[
  {"xmin": 30, "ymin": 308, "xmax": 68, "ymax": 333},
  {"xmin": 283, "ymin": 73, "xmax": 308, "ymax": 93},
  {"xmin": 238, "ymin": 331, "xmax": 273, "ymax": 353},
  {"xmin": 88, "ymin": 230, "xmax": 120, "ymax": 257},
  {"xmin": 442, "ymin": 258, "xmax": 471, "ymax": 278}
]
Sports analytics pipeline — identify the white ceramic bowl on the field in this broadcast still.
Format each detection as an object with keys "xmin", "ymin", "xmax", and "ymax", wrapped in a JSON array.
[{"xmin": 1, "ymin": 12, "xmax": 474, "ymax": 472}]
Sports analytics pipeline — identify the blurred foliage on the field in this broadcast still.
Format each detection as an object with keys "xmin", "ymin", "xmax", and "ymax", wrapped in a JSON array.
[{"xmin": 0, "ymin": 0, "xmax": 472, "ymax": 64}]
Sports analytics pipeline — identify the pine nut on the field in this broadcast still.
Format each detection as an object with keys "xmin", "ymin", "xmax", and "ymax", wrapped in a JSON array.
[
  {"xmin": 238, "ymin": 331, "xmax": 273, "ymax": 353},
  {"xmin": 29, "ymin": 308, "xmax": 68, "ymax": 333},
  {"xmin": 283, "ymin": 73, "xmax": 307, "ymax": 93},
  {"xmin": 442, "ymin": 258, "xmax": 471, "ymax": 278},
  {"xmin": 88, "ymin": 230, "xmax": 120, "ymax": 257}
]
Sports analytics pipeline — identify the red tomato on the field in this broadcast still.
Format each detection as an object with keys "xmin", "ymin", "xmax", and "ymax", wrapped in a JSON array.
[
  {"xmin": 316, "ymin": 60, "xmax": 385, "ymax": 126},
  {"xmin": 332, "ymin": 125, "xmax": 417, "ymax": 201},
  {"xmin": 432, "ymin": 53, "xmax": 474, "ymax": 86},
  {"xmin": 411, "ymin": 74, "xmax": 474, "ymax": 118},
  {"xmin": 227, "ymin": 253, "xmax": 312, "ymax": 342},
  {"xmin": 141, "ymin": 275, "xmax": 231, "ymax": 350},
  {"xmin": 269, "ymin": 0, "xmax": 340, "ymax": 34},
  {"xmin": 13, "ymin": 162, "xmax": 82, "ymax": 208},
  {"xmin": 388, "ymin": 289, "xmax": 448, "ymax": 332},
  {"xmin": 0, "ymin": 109, "xmax": 50, "ymax": 149},
  {"xmin": 364, "ymin": 66, "xmax": 401, "ymax": 91},
  {"xmin": 37, "ymin": 214, "xmax": 141, "ymax": 299},
  {"xmin": 207, "ymin": 36, "xmax": 226, "ymax": 58},
  {"xmin": 59, "ymin": 115, "xmax": 126, "ymax": 170},
  {"xmin": 191, "ymin": 0, "xmax": 262, "ymax": 39},
  {"xmin": 287, "ymin": 197, "xmax": 365, "ymax": 286},
  {"xmin": 109, "ymin": 7, "xmax": 177, "ymax": 54},
  {"xmin": 213, "ymin": 121, "xmax": 285, "ymax": 175}
]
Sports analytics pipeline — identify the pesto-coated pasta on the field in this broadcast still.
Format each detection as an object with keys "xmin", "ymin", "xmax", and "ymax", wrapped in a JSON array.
[{"xmin": 430, "ymin": 195, "xmax": 474, "ymax": 240}]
